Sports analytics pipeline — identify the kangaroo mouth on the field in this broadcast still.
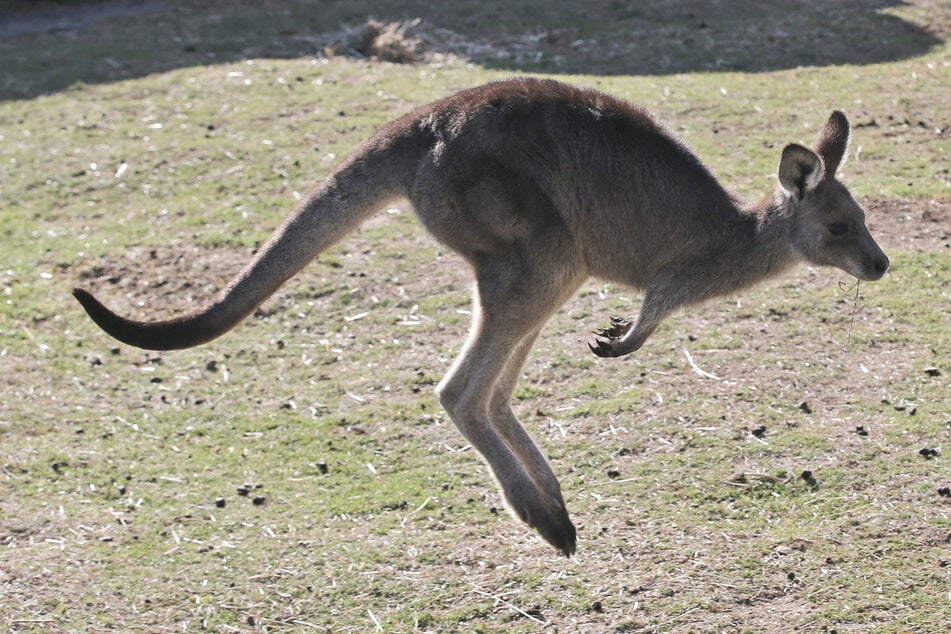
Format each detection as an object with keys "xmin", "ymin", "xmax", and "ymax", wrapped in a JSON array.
[{"xmin": 836, "ymin": 246, "xmax": 889, "ymax": 281}]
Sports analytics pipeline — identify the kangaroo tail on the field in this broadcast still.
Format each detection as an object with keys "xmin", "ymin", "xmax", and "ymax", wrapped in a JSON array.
[{"xmin": 73, "ymin": 133, "xmax": 414, "ymax": 351}]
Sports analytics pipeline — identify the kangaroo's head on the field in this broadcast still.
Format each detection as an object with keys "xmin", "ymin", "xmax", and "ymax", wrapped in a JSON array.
[{"xmin": 777, "ymin": 111, "xmax": 889, "ymax": 281}]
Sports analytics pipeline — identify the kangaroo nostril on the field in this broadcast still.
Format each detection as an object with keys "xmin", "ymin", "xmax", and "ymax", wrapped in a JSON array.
[{"xmin": 875, "ymin": 257, "xmax": 889, "ymax": 275}]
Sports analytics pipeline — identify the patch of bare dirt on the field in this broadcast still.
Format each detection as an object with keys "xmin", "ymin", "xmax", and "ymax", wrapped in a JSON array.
[
  {"xmin": 863, "ymin": 197, "xmax": 950, "ymax": 252},
  {"xmin": 75, "ymin": 241, "xmax": 254, "ymax": 318}
]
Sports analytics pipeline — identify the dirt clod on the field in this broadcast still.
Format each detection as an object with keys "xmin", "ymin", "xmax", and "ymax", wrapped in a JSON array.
[{"xmin": 919, "ymin": 447, "xmax": 940, "ymax": 459}]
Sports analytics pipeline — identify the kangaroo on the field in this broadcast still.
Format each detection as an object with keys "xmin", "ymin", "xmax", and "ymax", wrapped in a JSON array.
[{"xmin": 74, "ymin": 77, "xmax": 889, "ymax": 556}]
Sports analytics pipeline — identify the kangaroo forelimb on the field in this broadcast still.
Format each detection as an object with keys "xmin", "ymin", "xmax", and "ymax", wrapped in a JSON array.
[{"xmin": 589, "ymin": 316, "xmax": 638, "ymax": 357}]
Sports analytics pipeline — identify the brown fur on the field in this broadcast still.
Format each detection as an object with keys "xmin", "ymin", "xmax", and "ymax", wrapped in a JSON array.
[{"xmin": 74, "ymin": 78, "xmax": 889, "ymax": 555}]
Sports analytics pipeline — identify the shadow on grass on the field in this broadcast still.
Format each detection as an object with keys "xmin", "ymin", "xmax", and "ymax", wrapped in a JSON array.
[{"xmin": 0, "ymin": 0, "xmax": 944, "ymax": 100}]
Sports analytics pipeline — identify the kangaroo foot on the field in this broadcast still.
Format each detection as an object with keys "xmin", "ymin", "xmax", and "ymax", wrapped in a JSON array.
[
  {"xmin": 588, "ymin": 316, "xmax": 635, "ymax": 358},
  {"xmin": 534, "ymin": 506, "xmax": 577, "ymax": 557},
  {"xmin": 506, "ymin": 485, "xmax": 577, "ymax": 556}
]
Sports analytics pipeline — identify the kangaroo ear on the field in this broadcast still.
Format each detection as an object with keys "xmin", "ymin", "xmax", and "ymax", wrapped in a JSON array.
[
  {"xmin": 815, "ymin": 110, "xmax": 850, "ymax": 176},
  {"xmin": 778, "ymin": 143, "xmax": 824, "ymax": 199}
]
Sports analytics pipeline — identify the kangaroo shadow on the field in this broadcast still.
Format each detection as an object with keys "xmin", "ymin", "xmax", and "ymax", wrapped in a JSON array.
[{"xmin": 0, "ymin": 0, "xmax": 943, "ymax": 101}]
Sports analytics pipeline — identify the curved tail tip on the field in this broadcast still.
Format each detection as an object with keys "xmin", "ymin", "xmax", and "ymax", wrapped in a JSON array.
[
  {"xmin": 72, "ymin": 286, "xmax": 126, "ymax": 337},
  {"xmin": 72, "ymin": 287, "xmax": 103, "ymax": 315}
]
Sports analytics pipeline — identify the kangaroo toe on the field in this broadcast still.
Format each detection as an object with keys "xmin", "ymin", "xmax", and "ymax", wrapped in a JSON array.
[
  {"xmin": 589, "ymin": 340, "xmax": 617, "ymax": 357},
  {"xmin": 534, "ymin": 506, "xmax": 577, "ymax": 556},
  {"xmin": 506, "ymin": 488, "xmax": 577, "ymax": 555}
]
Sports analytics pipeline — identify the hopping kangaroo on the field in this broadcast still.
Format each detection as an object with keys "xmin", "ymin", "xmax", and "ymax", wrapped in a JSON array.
[{"xmin": 75, "ymin": 78, "xmax": 889, "ymax": 555}]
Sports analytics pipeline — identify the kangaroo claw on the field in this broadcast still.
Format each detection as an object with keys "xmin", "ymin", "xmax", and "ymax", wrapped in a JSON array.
[{"xmin": 589, "ymin": 316, "xmax": 635, "ymax": 358}]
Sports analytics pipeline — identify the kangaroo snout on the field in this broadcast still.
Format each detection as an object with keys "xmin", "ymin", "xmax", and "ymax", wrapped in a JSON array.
[
  {"xmin": 853, "ymin": 257, "xmax": 889, "ymax": 282},
  {"xmin": 842, "ymin": 245, "xmax": 889, "ymax": 282},
  {"xmin": 869, "ymin": 253, "xmax": 890, "ymax": 280},
  {"xmin": 856, "ymin": 234, "xmax": 890, "ymax": 281}
]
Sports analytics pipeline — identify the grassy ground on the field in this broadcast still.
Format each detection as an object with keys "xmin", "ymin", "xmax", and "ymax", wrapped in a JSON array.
[{"xmin": 1, "ymin": 1, "xmax": 949, "ymax": 632}]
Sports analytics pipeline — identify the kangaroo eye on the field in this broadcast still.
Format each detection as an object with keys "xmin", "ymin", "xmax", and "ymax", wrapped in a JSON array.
[{"xmin": 828, "ymin": 222, "xmax": 850, "ymax": 237}]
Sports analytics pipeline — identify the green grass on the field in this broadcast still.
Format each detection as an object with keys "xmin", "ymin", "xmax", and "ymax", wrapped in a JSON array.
[{"xmin": 2, "ymin": 1, "xmax": 950, "ymax": 632}]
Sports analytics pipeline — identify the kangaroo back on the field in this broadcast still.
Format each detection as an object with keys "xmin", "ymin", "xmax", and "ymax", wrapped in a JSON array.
[{"xmin": 74, "ymin": 130, "xmax": 416, "ymax": 350}]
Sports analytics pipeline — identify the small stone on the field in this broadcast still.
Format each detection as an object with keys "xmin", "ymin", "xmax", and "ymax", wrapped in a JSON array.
[
  {"xmin": 751, "ymin": 425, "xmax": 767, "ymax": 438},
  {"xmin": 855, "ymin": 425, "xmax": 869, "ymax": 436},
  {"xmin": 924, "ymin": 367, "xmax": 941, "ymax": 377},
  {"xmin": 252, "ymin": 496, "xmax": 266, "ymax": 506},
  {"xmin": 607, "ymin": 469, "xmax": 621, "ymax": 479},
  {"xmin": 798, "ymin": 401, "xmax": 812, "ymax": 414},
  {"xmin": 214, "ymin": 497, "xmax": 226, "ymax": 508}
]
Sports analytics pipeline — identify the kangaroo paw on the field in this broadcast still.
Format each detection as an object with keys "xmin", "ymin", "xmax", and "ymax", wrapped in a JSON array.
[
  {"xmin": 506, "ymin": 486, "xmax": 577, "ymax": 556},
  {"xmin": 519, "ymin": 494, "xmax": 577, "ymax": 557},
  {"xmin": 589, "ymin": 316, "xmax": 634, "ymax": 358},
  {"xmin": 534, "ymin": 506, "xmax": 577, "ymax": 557}
]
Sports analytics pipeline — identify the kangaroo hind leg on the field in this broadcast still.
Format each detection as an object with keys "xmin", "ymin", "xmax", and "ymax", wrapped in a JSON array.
[
  {"xmin": 489, "ymin": 326, "xmax": 568, "ymax": 524},
  {"xmin": 437, "ymin": 256, "xmax": 582, "ymax": 555}
]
